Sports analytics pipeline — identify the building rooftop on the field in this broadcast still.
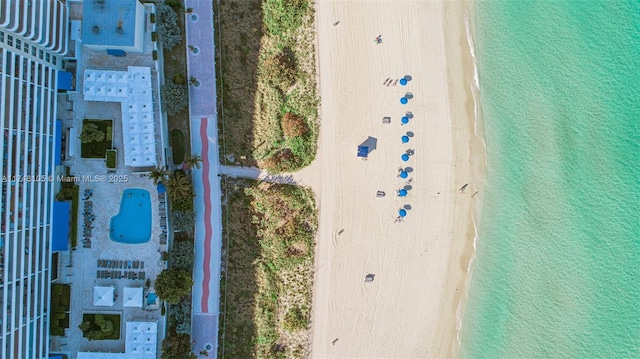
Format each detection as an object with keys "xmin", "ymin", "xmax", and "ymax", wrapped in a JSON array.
[
  {"xmin": 82, "ymin": 0, "xmax": 138, "ymax": 47},
  {"xmin": 83, "ymin": 66, "xmax": 157, "ymax": 167}
]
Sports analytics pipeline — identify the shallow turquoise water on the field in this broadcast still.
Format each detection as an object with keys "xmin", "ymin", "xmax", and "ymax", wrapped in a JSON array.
[{"xmin": 461, "ymin": 1, "xmax": 640, "ymax": 357}]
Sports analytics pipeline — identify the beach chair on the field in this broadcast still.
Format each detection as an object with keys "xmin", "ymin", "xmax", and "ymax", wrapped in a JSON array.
[
  {"xmin": 139, "ymin": 271, "xmax": 145, "ymax": 280},
  {"xmin": 382, "ymin": 116, "xmax": 391, "ymax": 124},
  {"xmin": 140, "ymin": 261, "xmax": 144, "ymax": 269},
  {"xmin": 133, "ymin": 261, "xmax": 139, "ymax": 269}
]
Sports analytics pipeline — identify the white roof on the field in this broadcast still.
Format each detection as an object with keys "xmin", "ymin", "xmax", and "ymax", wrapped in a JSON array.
[
  {"xmin": 122, "ymin": 287, "xmax": 143, "ymax": 308},
  {"xmin": 77, "ymin": 321, "xmax": 158, "ymax": 359},
  {"xmin": 83, "ymin": 66, "xmax": 157, "ymax": 167},
  {"xmin": 93, "ymin": 286, "xmax": 114, "ymax": 307}
]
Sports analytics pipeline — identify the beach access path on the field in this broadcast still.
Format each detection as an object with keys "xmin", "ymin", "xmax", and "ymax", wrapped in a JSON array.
[
  {"xmin": 309, "ymin": 1, "xmax": 482, "ymax": 358},
  {"xmin": 184, "ymin": 0, "xmax": 223, "ymax": 357}
]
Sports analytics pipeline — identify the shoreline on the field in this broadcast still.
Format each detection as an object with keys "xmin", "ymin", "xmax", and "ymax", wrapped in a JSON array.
[
  {"xmin": 309, "ymin": 1, "xmax": 487, "ymax": 357},
  {"xmin": 443, "ymin": 1, "xmax": 486, "ymax": 357},
  {"xmin": 442, "ymin": 0, "xmax": 487, "ymax": 356}
]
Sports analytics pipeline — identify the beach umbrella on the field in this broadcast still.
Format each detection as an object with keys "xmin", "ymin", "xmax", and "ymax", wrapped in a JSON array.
[
  {"xmin": 400, "ymin": 97, "xmax": 408, "ymax": 104},
  {"xmin": 401, "ymin": 116, "xmax": 409, "ymax": 124},
  {"xmin": 401, "ymin": 135, "xmax": 410, "ymax": 143},
  {"xmin": 156, "ymin": 182, "xmax": 166, "ymax": 194},
  {"xmin": 398, "ymin": 209, "xmax": 407, "ymax": 217},
  {"xmin": 399, "ymin": 171, "xmax": 408, "ymax": 179},
  {"xmin": 399, "ymin": 78, "xmax": 407, "ymax": 86},
  {"xmin": 398, "ymin": 189, "xmax": 408, "ymax": 197},
  {"xmin": 401, "ymin": 154, "xmax": 409, "ymax": 162}
]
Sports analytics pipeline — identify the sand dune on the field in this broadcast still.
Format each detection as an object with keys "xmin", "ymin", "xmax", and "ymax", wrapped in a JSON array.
[{"xmin": 307, "ymin": 1, "xmax": 484, "ymax": 358}]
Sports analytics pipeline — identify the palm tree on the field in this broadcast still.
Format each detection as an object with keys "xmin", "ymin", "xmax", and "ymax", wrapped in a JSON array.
[
  {"xmin": 185, "ymin": 154, "xmax": 203, "ymax": 170},
  {"xmin": 166, "ymin": 173, "xmax": 193, "ymax": 201},
  {"xmin": 149, "ymin": 166, "xmax": 169, "ymax": 185}
]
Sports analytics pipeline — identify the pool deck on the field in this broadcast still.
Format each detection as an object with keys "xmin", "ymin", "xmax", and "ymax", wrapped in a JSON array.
[{"xmin": 185, "ymin": 0, "xmax": 223, "ymax": 357}]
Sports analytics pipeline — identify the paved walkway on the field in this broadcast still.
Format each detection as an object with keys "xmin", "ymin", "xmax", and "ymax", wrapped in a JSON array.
[
  {"xmin": 219, "ymin": 165, "xmax": 302, "ymax": 185},
  {"xmin": 184, "ymin": 0, "xmax": 222, "ymax": 357}
]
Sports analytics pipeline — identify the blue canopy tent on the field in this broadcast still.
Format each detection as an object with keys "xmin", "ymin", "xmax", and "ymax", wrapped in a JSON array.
[
  {"xmin": 401, "ymin": 116, "xmax": 409, "ymax": 125},
  {"xmin": 401, "ymin": 135, "xmax": 410, "ymax": 143},
  {"xmin": 357, "ymin": 145, "xmax": 369, "ymax": 158},
  {"xmin": 398, "ymin": 209, "xmax": 407, "ymax": 217},
  {"xmin": 401, "ymin": 153, "xmax": 409, "ymax": 162},
  {"xmin": 52, "ymin": 202, "xmax": 70, "ymax": 251},
  {"xmin": 57, "ymin": 71, "xmax": 73, "ymax": 91},
  {"xmin": 400, "ymin": 97, "xmax": 408, "ymax": 104},
  {"xmin": 157, "ymin": 182, "xmax": 166, "ymax": 194},
  {"xmin": 398, "ymin": 189, "xmax": 408, "ymax": 197},
  {"xmin": 399, "ymin": 171, "xmax": 408, "ymax": 179}
]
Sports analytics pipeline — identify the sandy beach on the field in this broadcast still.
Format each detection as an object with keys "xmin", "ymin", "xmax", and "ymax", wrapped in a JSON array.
[{"xmin": 307, "ymin": 0, "xmax": 485, "ymax": 358}]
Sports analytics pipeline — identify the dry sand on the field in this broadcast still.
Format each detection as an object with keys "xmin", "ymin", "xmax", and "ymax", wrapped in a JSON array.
[{"xmin": 304, "ymin": 1, "xmax": 485, "ymax": 358}]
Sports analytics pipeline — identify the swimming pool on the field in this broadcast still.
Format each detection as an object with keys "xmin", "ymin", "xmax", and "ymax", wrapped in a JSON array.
[{"xmin": 110, "ymin": 189, "xmax": 151, "ymax": 244}]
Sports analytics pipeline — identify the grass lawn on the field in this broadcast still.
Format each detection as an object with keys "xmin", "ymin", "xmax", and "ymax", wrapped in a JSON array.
[
  {"xmin": 80, "ymin": 119, "xmax": 113, "ymax": 158},
  {"xmin": 81, "ymin": 313, "xmax": 121, "ymax": 340},
  {"xmin": 170, "ymin": 129, "xmax": 186, "ymax": 165},
  {"xmin": 219, "ymin": 178, "xmax": 317, "ymax": 358},
  {"xmin": 163, "ymin": 0, "xmax": 191, "ymax": 160},
  {"xmin": 215, "ymin": 0, "xmax": 318, "ymax": 172},
  {"xmin": 106, "ymin": 149, "xmax": 117, "ymax": 169}
]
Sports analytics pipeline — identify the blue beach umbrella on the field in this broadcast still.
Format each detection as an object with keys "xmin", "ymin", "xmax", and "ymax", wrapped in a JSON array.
[
  {"xmin": 401, "ymin": 153, "xmax": 410, "ymax": 162},
  {"xmin": 398, "ymin": 209, "xmax": 407, "ymax": 217},
  {"xmin": 398, "ymin": 189, "xmax": 408, "ymax": 197},
  {"xmin": 401, "ymin": 116, "xmax": 409, "ymax": 125},
  {"xmin": 401, "ymin": 135, "xmax": 409, "ymax": 143},
  {"xmin": 157, "ymin": 182, "xmax": 166, "ymax": 194},
  {"xmin": 399, "ymin": 171, "xmax": 408, "ymax": 179},
  {"xmin": 400, "ymin": 97, "xmax": 408, "ymax": 104},
  {"xmin": 399, "ymin": 78, "xmax": 407, "ymax": 86}
]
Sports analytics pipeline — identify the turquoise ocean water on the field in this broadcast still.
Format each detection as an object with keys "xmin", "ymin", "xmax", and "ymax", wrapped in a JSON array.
[{"xmin": 461, "ymin": 1, "xmax": 640, "ymax": 357}]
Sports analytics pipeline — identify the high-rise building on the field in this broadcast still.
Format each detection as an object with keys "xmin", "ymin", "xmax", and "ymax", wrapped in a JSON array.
[{"xmin": 0, "ymin": 1, "xmax": 69, "ymax": 358}]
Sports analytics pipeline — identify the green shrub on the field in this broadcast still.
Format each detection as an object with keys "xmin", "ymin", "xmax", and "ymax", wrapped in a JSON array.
[
  {"xmin": 155, "ymin": 268, "xmax": 193, "ymax": 304},
  {"xmin": 170, "ymin": 129, "xmax": 186, "ymax": 164},
  {"xmin": 152, "ymin": 31, "xmax": 158, "ymax": 42},
  {"xmin": 106, "ymin": 150, "xmax": 117, "ymax": 169},
  {"xmin": 150, "ymin": 13, "xmax": 156, "ymax": 23},
  {"xmin": 162, "ymin": 80, "xmax": 189, "ymax": 116},
  {"xmin": 283, "ymin": 306, "xmax": 308, "ymax": 331},
  {"xmin": 173, "ymin": 73, "xmax": 186, "ymax": 85},
  {"xmin": 262, "ymin": 0, "xmax": 308, "ymax": 39},
  {"xmin": 153, "ymin": 50, "xmax": 158, "ymax": 61},
  {"xmin": 156, "ymin": 3, "xmax": 182, "ymax": 50},
  {"xmin": 79, "ymin": 314, "xmax": 121, "ymax": 340}
]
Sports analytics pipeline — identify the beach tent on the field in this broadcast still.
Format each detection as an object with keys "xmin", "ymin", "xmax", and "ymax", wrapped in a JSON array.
[
  {"xmin": 123, "ymin": 287, "xmax": 143, "ymax": 308},
  {"xmin": 93, "ymin": 286, "xmax": 115, "ymax": 307},
  {"xmin": 398, "ymin": 209, "xmax": 407, "ymax": 217},
  {"xmin": 357, "ymin": 146, "xmax": 369, "ymax": 158},
  {"xmin": 399, "ymin": 171, "xmax": 408, "ymax": 179},
  {"xmin": 402, "ymin": 135, "xmax": 410, "ymax": 143},
  {"xmin": 398, "ymin": 189, "xmax": 408, "ymax": 197},
  {"xmin": 401, "ymin": 153, "xmax": 410, "ymax": 162}
]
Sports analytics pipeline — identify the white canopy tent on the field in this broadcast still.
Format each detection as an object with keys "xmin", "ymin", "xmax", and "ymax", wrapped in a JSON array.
[
  {"xmin": 122, "ymin": 287, "xmax": 143, "ymax": 308},
  {"xmin": 76, "ymin": 321, "xmax": 158, "ymax": 359},
  {"xmin": 93, "ymin": 286, "xmax": 115, "ymax": 307},
  {"xmin": 83, "ymin": 66, "xmax": 157, "ymax": 167}
]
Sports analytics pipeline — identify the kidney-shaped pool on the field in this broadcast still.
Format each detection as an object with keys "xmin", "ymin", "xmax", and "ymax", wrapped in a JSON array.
[{"xmin": 110, "ymin": 188, "xmax": 151, "ymax": 244}]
